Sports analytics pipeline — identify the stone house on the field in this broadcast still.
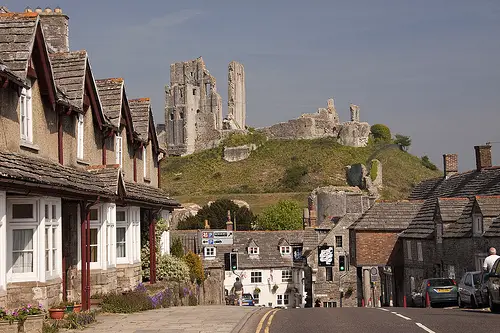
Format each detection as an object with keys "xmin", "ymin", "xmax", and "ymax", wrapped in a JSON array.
[
  {"xmin": 400, "ymin": 146, "xmax": 500, "ymax": 303},
  {"xmin": 0, "ymin": 8, "xmax": 179, "ymax": 310},
  {"xmin": 349, "ymin": 200, "xmax": 423, "ymax": 307}
]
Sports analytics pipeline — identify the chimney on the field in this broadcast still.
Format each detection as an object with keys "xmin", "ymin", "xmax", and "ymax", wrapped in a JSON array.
[
  {"xmin": 204, "ymin": 219, "xmax": 210, "ymax": 230},
  {"xmin": 38, "ymin": 7, "xmax": 69, "ymax": 54},
  {"xmin": 443, "ymin": 154, "xmax": 458, "ymax": 179},
  {"xmin": 474, "ymin": 145, "xmax": 492, "ymax": 171},
  {"xmin": 226, "ymin": 210, "xmax": 233, "ymax": 231}
]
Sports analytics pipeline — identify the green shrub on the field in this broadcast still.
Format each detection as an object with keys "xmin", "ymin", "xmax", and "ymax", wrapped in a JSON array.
[
  {"xmin": 282, "ymin": 165, "xmax": 308, "ymax": 190},
  {"xmin": 171, "ymin": 237, "xmax": 184, "ymax": 258},
  {"xmin": 370, "ymin": 124, "xmax": 391, "ymax": 142},
  {"xmin": 370, "ymin": 160, "xmax": 379, "ymax": 181},
  {"xmin": 421, "ymin": 155, "xmax": 437, "ymax": 170},
  {"xmin": 184, "ymin": 251, "xmax": 205, "ymax": 285},
  {"xmin": 157, "ymin": 255, "xmax": 190, "ymax": 282},
  {"xmin": 101, "ymin": 291, "xmax": 153, "ymax": 313},
  {"xmin": 223, "ymin": 132, "xmax": 267, "ymax": 147},
  {"xmin": 64, "ymin": 311, "xmax": 97, "ymax": 329},
  {"xmin": 255, "ymin": 200, "xmax": 303, "ymax": 230}
]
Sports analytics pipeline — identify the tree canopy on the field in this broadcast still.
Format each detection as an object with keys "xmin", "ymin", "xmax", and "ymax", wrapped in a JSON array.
[
  {"xmin": 177, "ymin": 199, "xmax": 255, "ymax": 230},
  {"xmin": 370, "ymin": 124, "xmax": 392, "ymax": 143},
  {"xmin": 394, "ymin": 134, "xmax": 412, "ymax": 152},
  {"xmin": 255, "ymin": 200, "xmax": 304, "ymax": 230}
]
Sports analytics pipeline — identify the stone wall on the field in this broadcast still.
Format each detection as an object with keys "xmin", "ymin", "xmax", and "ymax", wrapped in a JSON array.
[
  {"xmin": 0, "ymin": 290, "xmax": 7, "ymax": 308},
  {"xmin": 223, "ymin": 144, "xmax": 256, "ymax": 162},
  {"xmin": 67, "ymin": 268, "xmax": 118, "ymax": 302},
  {"xmin": 227, "ymin": 61, "xmax": 246, "ymax": 130},
  {"xmin": 6, "ymin": 278, "xmax": 62, "ymax": 309},
  {"xmin": 116, "ymin": 263, "xmax": 142, "ymax": 293},
  {"xmin": 198, "ymin": 267, "xmax": 224, "ymax": 305}
]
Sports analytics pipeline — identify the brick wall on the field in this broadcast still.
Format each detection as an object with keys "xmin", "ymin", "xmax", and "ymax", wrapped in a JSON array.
[{"xmin": 355, "ymin": 231, "xmax": 400, "ymax": 266}]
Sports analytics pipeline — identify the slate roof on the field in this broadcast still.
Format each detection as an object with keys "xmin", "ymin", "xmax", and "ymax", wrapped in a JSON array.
[
  {"xmin": 128, "ymin": 98, "xmax": 150, "ymax": 142},
  {"xmin": 437, "ymin": 198, "xmax": 469, "ymax": 222},
  {"xmin": 0, "ymin": 12, "xmax": 38, "ymax": 82},
  {"xmin": 475, "ymin": 196, "xmax": 500, "ymax": 217},
  {"xmin": 124, "ymin": 181, "xmax": 179, "ymax": 207},
  {"xmin": 49, "ymin": 51, "xmax": 87, "ymax": 109},
  {"xmin": 350, "ymin": 201, "xmax": 424, "ymax": 231},
  {"xmin": 0, "ymin": 151, "xmax": 112, "ymax": 196},
  {"xmin": 95, "ymin": 78, "xmax": 124, "ymax": 128},
  {"xmin": 403, "ymin": 167, "xmax": 500, "ymax": 238},
  {"xmin": 0, "ymin": 60, "xmax": 25, "ymax": 86},
  {"xmin": 87, "ymin": 165, "xmax": 125, "ymax": 196}
]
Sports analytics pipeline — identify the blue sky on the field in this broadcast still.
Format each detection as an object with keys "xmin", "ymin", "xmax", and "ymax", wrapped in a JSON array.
[{"xmin": 7, "ymin": 1, "xmax": 500, "ymax": 170}]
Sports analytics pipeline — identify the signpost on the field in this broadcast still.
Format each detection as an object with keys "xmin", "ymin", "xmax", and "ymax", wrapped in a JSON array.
[{"xmin": 200, "ymin": 230, "xmax": 234, "ymax": 245}]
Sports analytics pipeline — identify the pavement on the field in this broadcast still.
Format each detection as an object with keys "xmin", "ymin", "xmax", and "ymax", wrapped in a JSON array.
[{"xmin": 78, "ymin": 305, "xmax": 259, "ymax": 333}]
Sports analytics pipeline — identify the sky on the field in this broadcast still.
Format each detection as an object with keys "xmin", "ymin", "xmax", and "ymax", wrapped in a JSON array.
[{"xmin": 6, "ymin": 1, "xmax": 500, "ymax": 171}]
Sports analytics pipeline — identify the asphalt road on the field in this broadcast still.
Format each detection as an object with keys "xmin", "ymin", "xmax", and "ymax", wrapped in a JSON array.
[{"xmin": 244, "ymin": 307, "xmax": 500, "ymax": 333}]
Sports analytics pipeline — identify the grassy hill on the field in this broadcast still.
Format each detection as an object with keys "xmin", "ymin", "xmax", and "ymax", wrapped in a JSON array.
[{"xmin": 160, "ymin": 138, "xmax": 441, "ymax": 212}]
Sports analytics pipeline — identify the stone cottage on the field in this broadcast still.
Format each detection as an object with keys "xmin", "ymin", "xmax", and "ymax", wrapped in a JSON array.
[{"xmin": 0, "ymin": 7, "xmax": 179, "ymax": 310}]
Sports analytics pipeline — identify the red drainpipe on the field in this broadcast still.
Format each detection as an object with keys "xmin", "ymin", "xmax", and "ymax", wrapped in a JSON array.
[
  {"xmin": 80, "ymin": 205, "xmax": 88, "ymax": 310},
  {"xmin": 62, "ymin": 256, "xmax": 67, "ymax": 302},
  {"xmin": 149, "ymin": 214, "xmax": 157, "ymax": 284},
  {"xmin": 86, "ymin": 209, "xmax": 91, "ymax": 310},
  {"xmin": 102, "ymin": 137, "xmax": 107, "ymax": 165}
]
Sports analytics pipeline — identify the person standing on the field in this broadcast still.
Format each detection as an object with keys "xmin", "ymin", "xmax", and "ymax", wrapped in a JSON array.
[
  {"xmin": 233, "ymin": 277, "xmax": 243, "ymax": 306},
  {"xmin": 483, "ymin": 247, "xmax": 500, "ymax": 273}
]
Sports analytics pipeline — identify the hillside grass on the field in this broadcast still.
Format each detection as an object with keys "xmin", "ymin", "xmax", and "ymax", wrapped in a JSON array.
[{"xmin": 161, "ymin": 138, "xmax": 441, "ymax": 207}]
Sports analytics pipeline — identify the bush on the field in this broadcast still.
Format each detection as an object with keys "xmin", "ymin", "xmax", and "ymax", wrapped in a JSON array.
[
  {"xmin": 171, "ymin": 237, "xmax": 184, "ymax": 258},
  {"xmin": 63, "ymin": 311, "xmax": 97, "ymax": 329},
  {"xmin": 101, "ymin": 291, "xmax": 153, "ymax": 313},
  {"xmin": 421, "ymin": 155, "xmax": 437, "ymax": 170},
  {"xmin": 223, "ymin": 131, "xmax": 267, "ymax": 148},
  {"xmin": 282, "ymin": 165, "xmax": 308, "ymax": 190},
  {"xmin": 184, "ymin": 251, "xmax": 205, "ymax": 285},
  {"xmin": 370, "ymin": 160, "xmax": 379, "ymax": 181},
  {"xmin": 370, "ymin": 124, "xmax": 391, "ymax": 142},
  {"xmin": 394, "ymin": 134, "xmax": 411, "ymax": 152},
  {"xmin": 157, "ymin": 255, "xmax": 190, "ymax": 282},
  {"xmin": 255, "ymin": 200, "xmax": 303, "ymax": 230}
]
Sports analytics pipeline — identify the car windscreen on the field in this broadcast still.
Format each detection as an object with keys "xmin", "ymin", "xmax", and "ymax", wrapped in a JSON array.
[{"xmin": 429, "ymin": 279, "xmax": 454, "ymax": 287}]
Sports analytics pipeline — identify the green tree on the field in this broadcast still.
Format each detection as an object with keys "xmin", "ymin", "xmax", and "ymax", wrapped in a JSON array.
[
  {"xmin": 184, "ymin": 251, "xmax": 205, "ymax": 285},
  {"xmin": 421, "ymin": 155, "xmax": 437, "ymax": 170},
  {"xmin": 170, "ymin": 236, "xmax": 184, "ymax": 258},
  {"xmin": 255, "ymin": 200, "xmax": 303, "ymax": 230},
  {"xmin": 370, "ymin": 124, "xmax": 392, "ymax": 143},
  {"xmin": 394, "ymin": 134, "xmax": 412, "ymax": 152},
  {"xmin": 177, "ymin": 199, "xmax": 255, "ymax": 230}
]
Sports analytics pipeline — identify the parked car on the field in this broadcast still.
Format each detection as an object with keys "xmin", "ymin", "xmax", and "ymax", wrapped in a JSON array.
[
  {"xmin": 411, "ymin": 278, "xmax": 458, "ymax": 307},
  {"xmin": 487, "ymin": 258, "xmax": 500, "ymax": 313},
  {"xmin": 458, "ymin": 271, "xmax": 489, "ymax": 308},
  {"xmin": 241, "ymin": 293, "xmax": 255, "ymax": 306}
]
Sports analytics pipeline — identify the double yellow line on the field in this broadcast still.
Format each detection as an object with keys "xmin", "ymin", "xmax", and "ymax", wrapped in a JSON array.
[{"xmin": 255, "ymin": 309, "xmax": 279, "ymax": 333}]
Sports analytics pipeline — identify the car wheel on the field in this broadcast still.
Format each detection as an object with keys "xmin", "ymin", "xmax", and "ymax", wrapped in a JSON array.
[
  {"xmin": 489, "ymin": 293, "xmax": 500, "ymax": 313},
  {"xmin": 471, "ymin": 296, "xmax": 477, "ymax": 309},
  {"xmin": 458, "ymin": 296, "xmax": 464, "ymax": 308}
]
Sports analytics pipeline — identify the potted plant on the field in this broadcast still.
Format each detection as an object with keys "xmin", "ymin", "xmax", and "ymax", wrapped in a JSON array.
[
  {"xmin": 1, "ymin": 304, "xmax": 45, "ymax": 332},
  {"xmin": 73, "ymin": 302, "xmax": 82, "ymax": 313},
  {"xmin": 48, "ymin": 302, "xmax": 68, "ymax": 320},
  {"xmin": 90, "ymin": 292, "xmax": 105, "ymax": 306},
  {"xmin": 253, "ymin": 287, "xmax": 261, "ymax": 294},
  {"xmin": 271, "ymin": 284, "xmax": 279, "ymax": 294}
]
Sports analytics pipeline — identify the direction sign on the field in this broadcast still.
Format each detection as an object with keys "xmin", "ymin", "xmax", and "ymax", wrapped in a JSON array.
[{"xmin": 200, "ymin": 229, "xmax": 233, "ymax": 245}]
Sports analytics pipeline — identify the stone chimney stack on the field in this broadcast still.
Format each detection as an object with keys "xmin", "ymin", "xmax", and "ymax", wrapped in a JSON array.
[
  {"xmin": 443, "ymin": 154, "xmax": 458, "ymax": 179},
  {"xmin": 226, "ymin": 210, "xmax": 233, "ymax": 231},
  {"xmin": 204, "ymin": 219, "xmax": 210, "ymax": 229},
  {"xmin": 38, "ymin": 7, "xmax": 69, "ymax": 54},
  {"xmin": 474, "ymin": 145, "xmax": 492, "ymax": 171}
]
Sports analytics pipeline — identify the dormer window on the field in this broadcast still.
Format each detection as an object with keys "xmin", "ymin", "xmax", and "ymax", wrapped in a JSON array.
[
  {"xmin": 77, "ymin": 114, "xmax": 84, "ymax": 160},
  {"xmin": 20, "ymin": 81, "xmax": 33, "ymax": 143},
  {"xmin": 248, "ymin": 247, "xmax": 259, "ymax": 255},
  {"xmin": 473, "ymin": 213, "xmax": 483, "ymax": 236},
  {"xmin": 280, "ymin": 246, "xmax": 291, "ymax": 255}
]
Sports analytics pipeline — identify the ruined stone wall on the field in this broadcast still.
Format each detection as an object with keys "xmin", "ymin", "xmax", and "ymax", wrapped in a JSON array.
[
  {"xmin": 227, "ymin": 61, "xmax": 246, "ymax": 130},
  {"xmin": 223, "ymin": 144, "xmax": 257, "ymax": 162}
]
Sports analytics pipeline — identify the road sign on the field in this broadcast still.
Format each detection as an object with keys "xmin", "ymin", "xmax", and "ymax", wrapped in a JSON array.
[
  {"xmin": 200, "ymin": 229, "xmax": 233, "ymax": 245},
  {"xmin": 370, "ymin": 267, "xmax": 379, "ymax": 282},
  {"xmin": 318, "ymin": 246, "xmax": 334, "ymax": 267}
]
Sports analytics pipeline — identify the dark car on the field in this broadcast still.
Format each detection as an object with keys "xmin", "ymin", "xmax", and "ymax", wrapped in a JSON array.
[
  {"xmin": 458, "ymin": 271, "xmax": 489, "ymax": 308},
  {"xmin": 412, "ymin": 278, "xmax": 458, "ymax": 307},
  {"xmin": 487, "ymin": 258, "xmax": 500, "ymax": 313}
]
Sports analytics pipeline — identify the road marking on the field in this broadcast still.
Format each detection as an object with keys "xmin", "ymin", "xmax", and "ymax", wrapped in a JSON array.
[
  {"xmin": 391, "ymin": 311, "xmax": 412, "ymax": 320},
  {"xmin": 264, "ymin": 309, "xmax": 278, "ymax": 333},
  {"xmin": 416, "ymin": 322, "xmax": 436, "ymax": 333},
  {"xmin": 377, "ymin": 308, "xmax": 390, "ymax": 312},
  {"xmin": 255, "ymin": 309, "xmax": 274, "ymax": 333}
]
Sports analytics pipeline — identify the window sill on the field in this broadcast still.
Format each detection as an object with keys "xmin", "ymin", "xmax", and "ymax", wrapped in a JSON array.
[
  {"xmin": 77, "ymin": 159, "xmax": 90, "ymax": 166},
  {"xmin": 20, "ymin": 141, "xmax": 40, "ymax": 152},
  {"xmin": 143, "ymin": 177, "xmax": 151, "ymax": 183}
]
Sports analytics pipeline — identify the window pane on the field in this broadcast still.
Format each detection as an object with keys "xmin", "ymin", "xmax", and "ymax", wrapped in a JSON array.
[
  {"xmin": 90, "ymin": 229, "xmax": 98, "ymax": 246},
  {"xmin": 116, "ymin": 211, "xmax": 126, "ymax": 222},
  {"xmin": 12, "ymin": 229, "xmax": 34, "ymax": 273},
  {"xmin": 12, "ymin": 204, "xmax": 34, "ymax": 219},
  {"xmin": 45, "ymin": 227, "xmax": 50, "ymax": 272},
  {"xmin": 45, "ymin": 205, "xmax": 49, "ymax": 219},
  {"xmin": 90, "ymin": 229, "xmax": 98, "ymax": 262},
  {"xmin": 116, "ymin": 227, "xmax": 126, "ymax": 258},
  {"xmin": 89, "ymin": 209, "xmax": 98, "ymax": 221},
  {"xmin": 52, "ymin": 205, "xmax": 57, "ymax": 220},
  {"xmin": 52, "ymin": 228, "xmax": 57, "ymax": 270}
]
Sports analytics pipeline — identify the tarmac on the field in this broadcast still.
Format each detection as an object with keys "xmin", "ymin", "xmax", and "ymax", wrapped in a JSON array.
[{"xmin": 76, "ymin": 305, "xmax": 260, "ymax": 333}]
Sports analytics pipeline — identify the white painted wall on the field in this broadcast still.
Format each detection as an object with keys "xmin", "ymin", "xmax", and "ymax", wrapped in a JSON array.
[
  {"xmin": 0, "ymin": 191, "xmax": 6, "ymax": 291},
  {"xmin": 223, "ymin": 267, "xmax": 305, "ymax": 308}
]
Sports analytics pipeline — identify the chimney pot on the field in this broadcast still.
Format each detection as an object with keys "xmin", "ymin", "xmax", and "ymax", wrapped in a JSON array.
[
  {"xmin": 474, "ymin": 145, "xmax": 492, "ymax": 171},
  {"xmin": 35, "ymin": 7, "xmax": 42, "ymax": 13},
  {"xmin": 24, "ymin": 7, "xmax": 32, "ymax": 13},
  {"xmin": 443, "ymin": 154, "xmax": 458, "ymax": 179},
  {"xmin": 54, "ymin": 7, "xmax": 62, "ymax": 14},
  {"xmin": 44, "ymin": 7, "xmax": 52, "ymax": 13}
]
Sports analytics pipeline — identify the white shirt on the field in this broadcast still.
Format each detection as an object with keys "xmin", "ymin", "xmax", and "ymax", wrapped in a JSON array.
[{"xmin": 483, "ymin": 254, "xmax": 500, "ymax": 272}]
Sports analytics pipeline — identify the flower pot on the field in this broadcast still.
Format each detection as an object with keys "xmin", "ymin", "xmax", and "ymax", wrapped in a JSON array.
[
  {"xmin": 48, "ymin": 308, "xmax": 65, "ymax": 320},
  {"xmin": 65, "ymin": 305, "xmax": 74, "ymax": 313},
  {"xmin": 23, "ymin": 314, "xmax": 45, "ymax": 333},
  {"xmin": 73, "ymin": 304, "xmax": 82, "ymax": 313},
  {"xmin": 0, "ymin": 321, "xmax": 18, "ymax": 333}
]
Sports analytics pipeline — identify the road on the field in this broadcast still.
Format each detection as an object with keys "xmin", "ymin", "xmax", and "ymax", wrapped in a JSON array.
[{"xmin": 240, "ymin": 307, "xmax": 500, "ymax": 333}]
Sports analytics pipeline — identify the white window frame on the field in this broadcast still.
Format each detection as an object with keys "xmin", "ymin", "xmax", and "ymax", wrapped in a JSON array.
[
  {"xmin": 277, "ymin": 294, "xmax": 283, "ymax": 305},
  {"xmin": 6, "ymin": 197, "xmax": 61, "ymax": 283},
  {"xmin": 116, "ymin": 208, "xmax": 128, "ymax": 265},
  {"xmin": 406, "ymin": 240, "xmax": 412, "ymax": 260},
  {"xmin": 0, "ymin": 192, "xmax": 6, "ymax": 291},
  {"xmin": 280, "ymin": 246, "xmax": 291, "ymax": 255},
  {"xmin": 473, "ymin": 214, "xmax": 483, "ymax": 236},
  {"xmin": 248, "ymin": 247, "xmax": 259, "ymax": 255},
  {"xmin": 143, "ymin": 146, "xmax": 148, "ymax": 179},
  {"xmin": 130, "ymin": 207, "xmax": 141, "ymax": 263},
  {"xmin": 281, "ymin": 270, "xmax": 292, "ymax": 283},
  {"xmin": 77, "ymin": 114, "xmax": 84, "ymax": 160},
  {"xmin": 115, "ymin": 135, "xmax": 123, "ymax": 167},
  {"xmin": 20, "ymin": 81, "xmax": 33, "ymax": 143},
  {"xmin": 204, "ymin": 247, "xmax": 216, "ymax": 258},
  {"xmin": 417, "ymin": 241, "xmax": 423, "ymax": 262},
  {"xmin": 251, "ymin": 271, "xmax": 262, "ymax": 283}
]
